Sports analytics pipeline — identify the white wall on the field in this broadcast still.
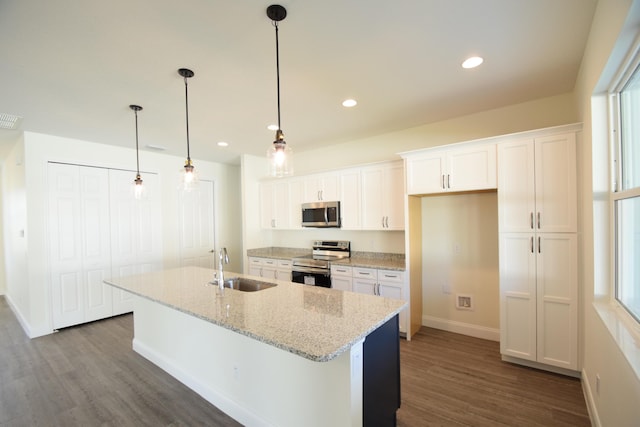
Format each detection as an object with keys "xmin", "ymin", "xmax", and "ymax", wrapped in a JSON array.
[
  {"xmin": 3, "ymin": 131, "xmax": 241, "ymax": 337},
  {"xmin": 574, "ymin": 0, "xmax": 640, "ymax": 425},
  {"xmin": 420, "ymin": 192, "xmax": 500, "ymax": 340}
]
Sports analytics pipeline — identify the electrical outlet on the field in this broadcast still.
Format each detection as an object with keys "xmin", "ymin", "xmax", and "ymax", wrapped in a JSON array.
[{"xmin": 455, "ymin": 294, "xmax": 474, "ymax": 310}]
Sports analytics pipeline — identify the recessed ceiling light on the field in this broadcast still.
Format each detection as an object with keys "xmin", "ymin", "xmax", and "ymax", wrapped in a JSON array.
[
  {"xmin": 217, "ymin": 141, "xmax": 228, "ymax": 147},
  {"xmin": 462, "ymin": 56, "xmax": 484, "ymax": 69},
  {"xmin": 342, "ymin": 99, "xmax": 357, "ymax": 108},
  {"xmin": 267, "ymin": 124, "xmax": 279, "ymax": 131}
]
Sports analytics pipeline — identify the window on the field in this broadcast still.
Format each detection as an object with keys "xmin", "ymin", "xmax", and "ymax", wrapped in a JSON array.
[{"xmin": 612, "ymin": 61, "xmax": 640, "ymax": 323}]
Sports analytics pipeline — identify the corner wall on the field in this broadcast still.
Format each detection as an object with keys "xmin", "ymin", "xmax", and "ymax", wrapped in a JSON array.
[{"xmin": 574, "ymin": 0, "xmax": 640, "ymax": 425}]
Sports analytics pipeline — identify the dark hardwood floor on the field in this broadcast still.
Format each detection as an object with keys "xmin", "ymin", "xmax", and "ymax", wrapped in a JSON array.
[
  {"xmin": 397, "ymin": 328, "xmax": 590, "ymax": 426},
  {"xmin": 1, "ymin": 297, "xmax": 590, "ymax": 426}
]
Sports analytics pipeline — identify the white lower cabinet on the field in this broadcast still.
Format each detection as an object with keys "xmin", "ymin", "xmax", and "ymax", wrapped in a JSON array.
[
  {"xmin": 350, "ymin": 267, "xmax": 407, "ymax": 335},
  {"xmin": 499, "ymin": 232, "xmax": 578, "ymax": 371},
  {"xmin": 248, "ymin": 257, "xmax": 291, "ymax": 281},
  {"xmin": 330, "ymin": 265, "xmax": 353, "ymax": 291}
]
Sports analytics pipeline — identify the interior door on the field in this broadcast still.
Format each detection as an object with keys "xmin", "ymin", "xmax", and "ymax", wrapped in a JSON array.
[
  {"xmin": 109, "ymin": 169, "xmax": 162, "ymax": 315},
  {"xmin": 49, "ymin": 163, "xmax": 111, "ymax": 329},
  {"xmin": 179, "ymin": 179, "xmax": 215, "ymax": 268}
]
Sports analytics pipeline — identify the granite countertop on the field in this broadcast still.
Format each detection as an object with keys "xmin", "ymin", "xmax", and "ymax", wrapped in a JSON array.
[
  {"xmin": 247, "ymin": 247, "xmax": 406, "ymax": 271},
  {"xmin": 105, "ymin": 266, "xmax": 406, "ymax": 363}
]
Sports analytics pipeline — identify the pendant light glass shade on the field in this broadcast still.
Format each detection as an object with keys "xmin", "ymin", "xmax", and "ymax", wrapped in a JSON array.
[
  {"xmin": 266, "ymin": 4, "xmax": 293, "ymax": 177},
  {"xmin": 178, "ymin": 68, "xmax": 199, "ymax": 191},
  {"xmin": 129, "ymin": 104, "xmax": 145, "ymax": 200}
]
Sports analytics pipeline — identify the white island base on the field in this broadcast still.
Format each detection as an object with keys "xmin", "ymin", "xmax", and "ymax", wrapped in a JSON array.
[{"xmin": 133, "ymin": 297, "xmax": 365, "ymax": 427}]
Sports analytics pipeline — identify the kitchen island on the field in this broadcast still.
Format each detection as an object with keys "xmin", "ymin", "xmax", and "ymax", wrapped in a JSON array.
[{"xmin": 105, "ymin": 266, "xmax": 406, "ymax": 427}]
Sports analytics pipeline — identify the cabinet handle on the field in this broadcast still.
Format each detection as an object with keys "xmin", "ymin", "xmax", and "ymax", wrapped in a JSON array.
[
  {"xmin": 385, "ymin": 216, "xmax": 389, "ymax": 228},
  {"xmin": 530, "ymin": 212, "xmax": 534, "ymax": 230},
  {"xmin": 382, "ymin": 216, "xmax": 385, "ymax": 228},
  {"xmin": 447, "ymin": 174, "xmax": 451, "ymax": 189},
  {"xmin": 538, "ymin": 236, "xmax": 541, "ymax": 253},
  {"xmin": 531, "ymin": 236, "xmax": 534, "ymax": 253},
  {"xmin": 442, "ymin": 174, "xmax": 445, "ymax": 189},
  {"xmin": 537, "ymin": 212, "xmax": 541, "ymax": 229}
]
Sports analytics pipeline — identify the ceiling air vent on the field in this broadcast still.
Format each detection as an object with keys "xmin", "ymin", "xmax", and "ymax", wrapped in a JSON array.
[{"xmin": 0, "ymin": 113, "xmax": 23, "ymax": 130}]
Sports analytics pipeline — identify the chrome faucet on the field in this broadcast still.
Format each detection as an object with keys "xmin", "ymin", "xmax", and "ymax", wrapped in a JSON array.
[{"xmin": 218, "ymin": 247, "xmax": 229, "ymax": 291}]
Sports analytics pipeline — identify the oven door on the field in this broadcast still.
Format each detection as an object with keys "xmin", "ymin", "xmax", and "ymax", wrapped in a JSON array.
[{"xmin": 291, "ymin": 266, "xmax": 331, "ymax": 288}]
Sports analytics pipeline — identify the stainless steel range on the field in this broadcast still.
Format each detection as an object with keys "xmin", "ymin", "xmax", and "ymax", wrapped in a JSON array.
[{"xmin": 291, "ymin": 240, "xmax": 350, "ymax": 288}]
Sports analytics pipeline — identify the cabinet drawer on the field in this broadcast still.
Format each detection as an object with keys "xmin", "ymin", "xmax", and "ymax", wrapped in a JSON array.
[
  {"xmin": 331, "ymin": 265, "xmax": 352, "ymax": 276},
  {"xmin": 378, "ymin": 270, "xmax": 403, "ymax": 283},
  {"xmin": 263, "ymin": 258, "xmax": 277, "ymax": 267},
  {"xmin": 249, "ymin": 257, "xmax": 263, "ymax": 266},
  {"xmin": 277, "ymin": 259, "xmax": 292, "ymax": 268},
  {"xmin": 353, "ymin": 267, "xmax": 376, "ymax": 280}
]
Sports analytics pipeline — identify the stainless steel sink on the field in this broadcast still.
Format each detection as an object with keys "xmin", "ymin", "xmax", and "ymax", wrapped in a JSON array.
[{"xmin": 223, "ymin": 277, "xmax": 277, "ymax": 292}]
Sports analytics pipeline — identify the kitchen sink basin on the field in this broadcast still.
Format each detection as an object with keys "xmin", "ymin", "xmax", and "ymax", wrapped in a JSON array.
[{"xmin": 222, "ymin": 277, "xmax": 277, "ymax": 292}]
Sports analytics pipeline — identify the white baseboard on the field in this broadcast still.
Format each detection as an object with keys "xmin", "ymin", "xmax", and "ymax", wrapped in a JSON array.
[
  {"xmin": 581, "ymin": 369, "xmax": 601, "ymax": 427},
  {"xmin": 5, "ymin": 295, "xmax": 52, "ymax": 339},
  {"xmin": 422, "ymin": 315, "xmax": 500, "ymax": 341},
  {"xmin": 132, "ymin": 338, "xmax": 267, "ymax": 427}
]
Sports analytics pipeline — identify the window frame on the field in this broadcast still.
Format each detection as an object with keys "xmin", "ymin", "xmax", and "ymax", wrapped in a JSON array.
[{"xmin": 609, "ymin": 49, "xmax": 640, "ymax": 324}]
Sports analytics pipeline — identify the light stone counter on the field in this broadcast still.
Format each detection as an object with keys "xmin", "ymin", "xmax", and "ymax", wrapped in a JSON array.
[{"xmin": 105, "ymin": 266, "xmax": 406, "ymax": 362}]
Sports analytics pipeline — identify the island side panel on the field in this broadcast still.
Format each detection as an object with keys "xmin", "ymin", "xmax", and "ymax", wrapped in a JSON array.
[
  {"xmin": 131, "ymin": 297, "xmax": 364, "ymax": 427},
  {"xmin": 363, "ymin": 314, "xmax": 400, "ymax": 426}
]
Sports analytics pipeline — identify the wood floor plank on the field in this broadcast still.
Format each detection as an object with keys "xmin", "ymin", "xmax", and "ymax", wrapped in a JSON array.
[{"xmin": 0, "ymin": 297, "xmax": 590, "ymax": 426}]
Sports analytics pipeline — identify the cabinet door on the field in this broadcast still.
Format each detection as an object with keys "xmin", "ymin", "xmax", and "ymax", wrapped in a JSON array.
[
  {"xmin": 536, "ymin": 233, "xmax": 577, "ymax": 370},
  {"xmin": 331, "ymin": 276, "xmax": 352, "ymax": 292},
  {"xmin": 303, "ymin": 173, "xmax": 339, "ymax": 202},
  {"xmin": 498, "ymin": 139, "xmax": 536, "ymax": 233},
  {"xmin": 383, "ymin": 163, "xmax": 405, "ymax": 230},
  {"xmin": 499, "ymin": 232, "xmax": 537, "ymax": 362},
  {"xmin": 447, "ymin": 144, "xmax": 497, "ymax": 192},
  {"xmin": 353, "ymin": 278, "xmax": 376, "ymax": 295},
  {"xmin": 378, "ymin": 271, "xmax": 406, "ymax": 334},
  {"xmin": 405, "ymin": 152, "xmax": 446, "ymax": 195},
  {"xmin": 361, "ymin": 163, "xmax": 404, "ymax": 230},
  {"xmin": 339, "ymin": 169, "xmax": 361, "ymax": 229},
  {"xmin": 361, "ymin": 167, "xmax": 385, "ymax": 229},
  {"xmin": 288, "ymin": 179, "xmax": 304, "ymax": 229},
  {"xmin": 248, "ymin": 257, "xmax": 263, "ymax": 277},
  {"xmin": 534, "ymin": 133, "xmax": 577, "ymax": 233},
  {"xmin": 260, "ymin": 181, "xmax": 290, "ymax": 229}
]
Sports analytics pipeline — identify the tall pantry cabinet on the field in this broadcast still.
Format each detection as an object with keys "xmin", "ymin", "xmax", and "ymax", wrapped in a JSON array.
[{"xmin": 497, "ymin": 132, "xmax": 578, "ymax": 372}]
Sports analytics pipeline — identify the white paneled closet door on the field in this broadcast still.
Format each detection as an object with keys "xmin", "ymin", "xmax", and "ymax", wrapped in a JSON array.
[
  {"xmin": 49, "ymin": 163, "xmax": 111, "ymax": 329},
  {"xmin": 109, "ymin": 170, "xmax": 162, "ymax": 315},
  {"xmin": 179, "ymin": 179, "xmax": 215, "ymax": 268}
]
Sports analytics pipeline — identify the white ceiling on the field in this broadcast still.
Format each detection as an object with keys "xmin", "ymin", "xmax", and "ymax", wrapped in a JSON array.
[{"xmin": 0, "ymin": 0, "xmax": 597, "ymax": 165}]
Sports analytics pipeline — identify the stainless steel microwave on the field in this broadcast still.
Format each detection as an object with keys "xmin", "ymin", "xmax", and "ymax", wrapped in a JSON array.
[{"xmin": 301, "ymin": 201, "xmax": 341, "ymax": 228}]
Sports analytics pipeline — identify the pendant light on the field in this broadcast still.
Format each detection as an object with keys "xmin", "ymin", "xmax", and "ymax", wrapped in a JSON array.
[
  {"xmin": 178, "ymin": 67, "xmax": 199, "ymax": 191},
  {"xmin": 130, "ymin": 104, "xmax": 145, "ymax": 200},
  {"xmin": 266, "ymin": 4, "xmax": 293, "ymax": 177}
]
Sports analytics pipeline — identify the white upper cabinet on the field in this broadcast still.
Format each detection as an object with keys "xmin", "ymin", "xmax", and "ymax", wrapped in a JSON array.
[
  {"xmin": 260, "ymin": 180, "xmax": 290, "ymax": 229},
  {"xmin": 339, "ymin": 168, "xmax": 361, "ymax": 230},
  {"xmin": 303, "ymin": 173, "xmax": 340, "ymax": 202},
  {"xmin": 498, "ymin": 133, "xmax": 577, "ymax": 233},
  {"xmin": 404, "ymin": 143, "xmax": 496, "ymax": 195},
  {"xmin": 361, "ymin": 161, "xmax": 404, "ymax": 230}
]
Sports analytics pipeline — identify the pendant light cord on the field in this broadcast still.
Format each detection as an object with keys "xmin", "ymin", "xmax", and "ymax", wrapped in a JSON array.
[
  {"xmin": 184, "ymin": 76, "xmax": 191, "ymax": 161},
  {"xmin": 274, "ymin": 21, "xmax": 281, "ymax": 131},
  {"xmin": 134, "ymin": 109, "xmax": 141, "ymax": 175}
]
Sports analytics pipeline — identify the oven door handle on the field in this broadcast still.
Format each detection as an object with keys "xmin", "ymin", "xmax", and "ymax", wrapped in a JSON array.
[{"xmin": 292, "ymin": 266, "xmax": 330, "ymax": 275}]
